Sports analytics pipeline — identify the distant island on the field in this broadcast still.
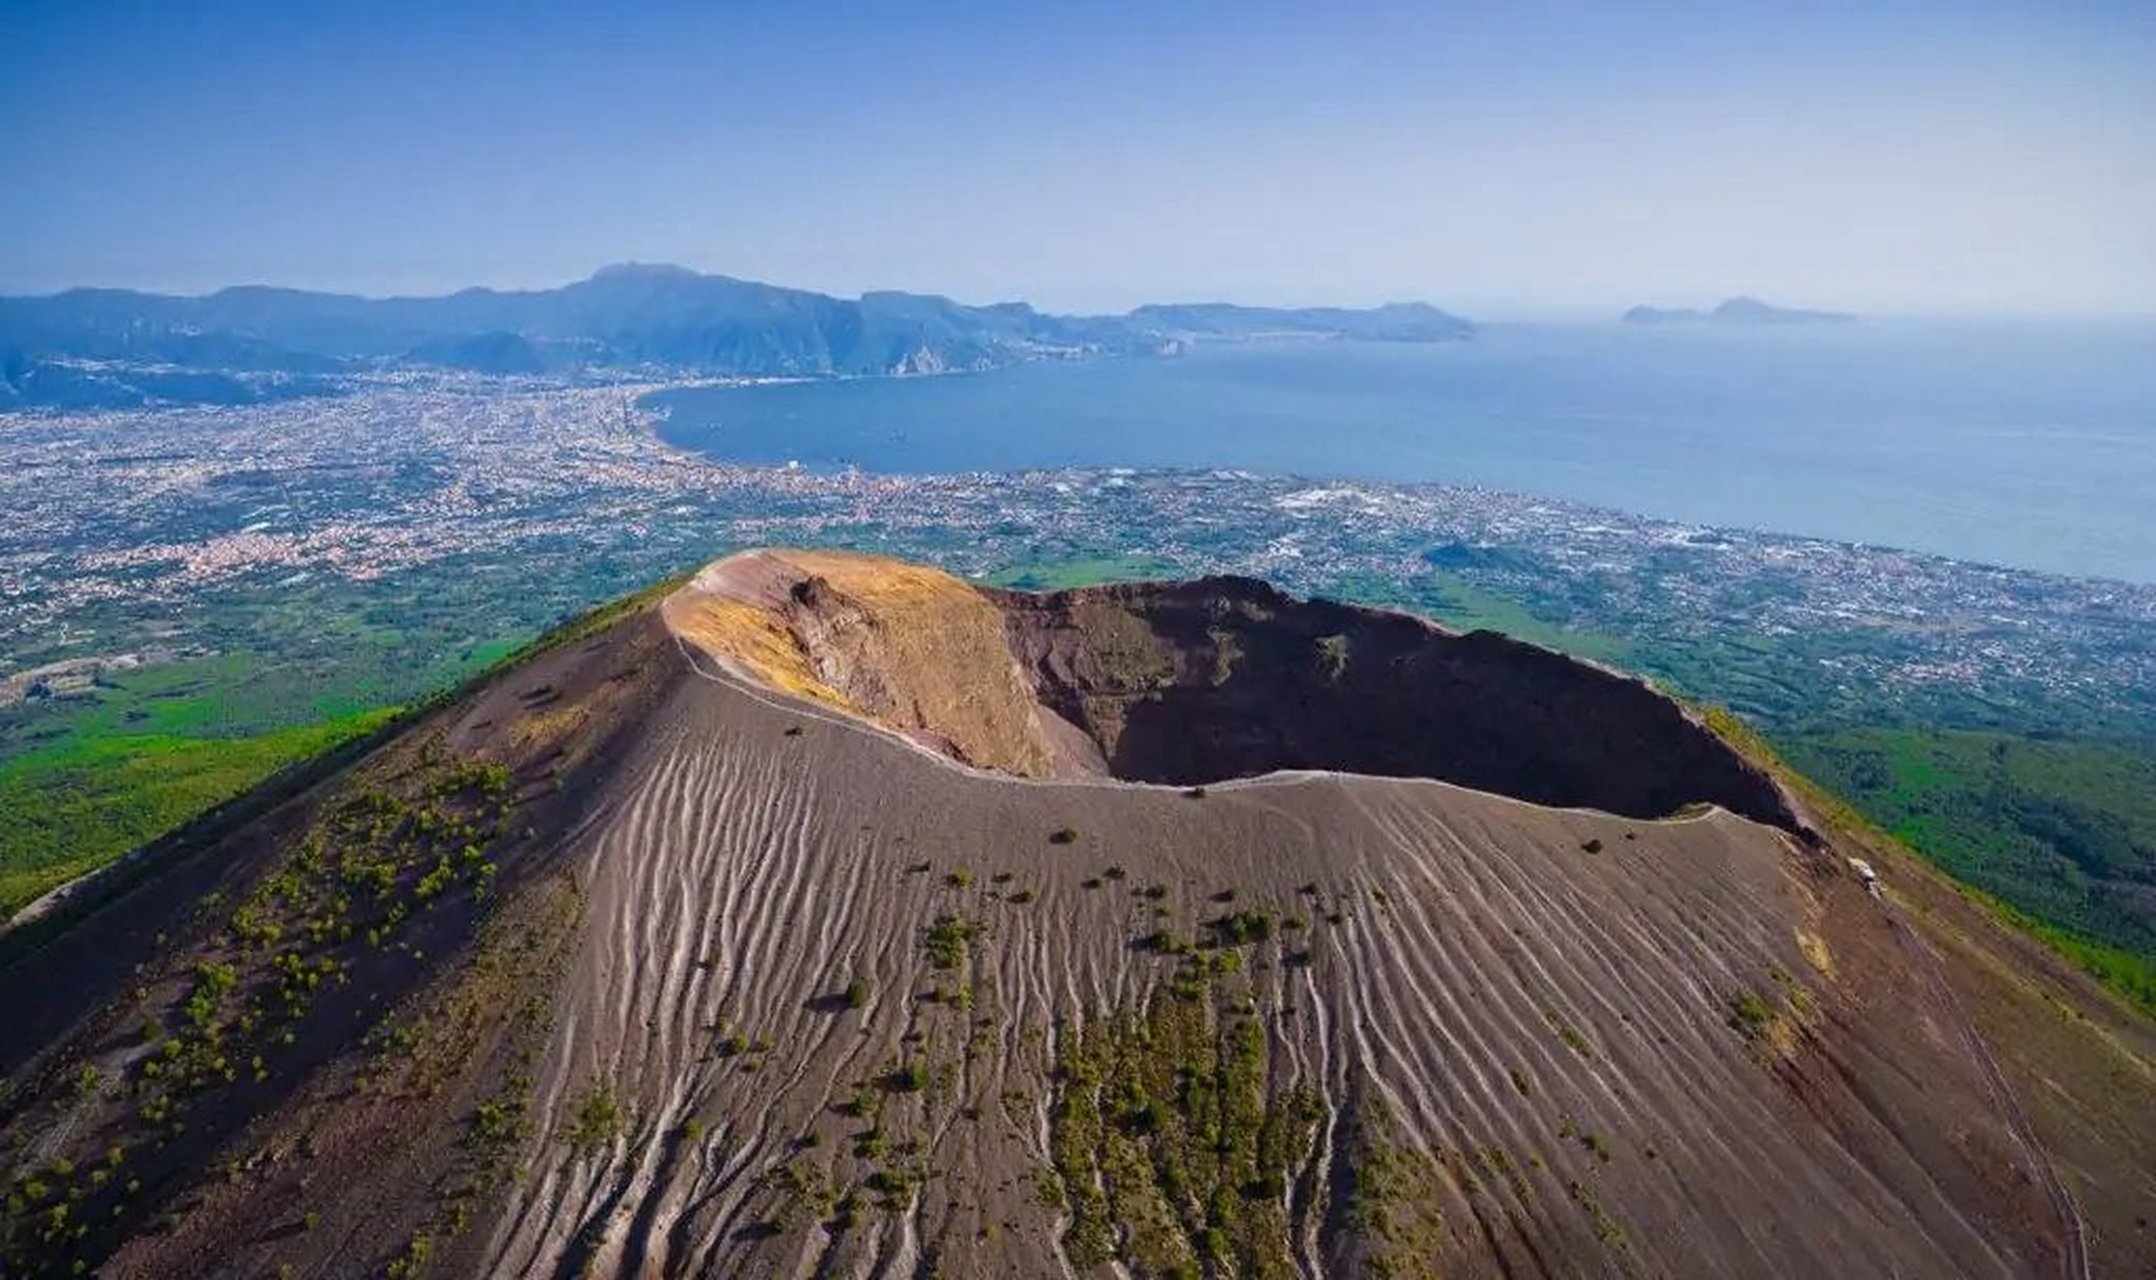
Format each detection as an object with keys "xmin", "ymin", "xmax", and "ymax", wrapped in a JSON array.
[
  {"xmin": 1622, "ymin": 296, "xmax": 1855, "ymax": 326},
  {"xmin": 0, "ymin": 263, "xmax": 1473, "ymax": 411}
]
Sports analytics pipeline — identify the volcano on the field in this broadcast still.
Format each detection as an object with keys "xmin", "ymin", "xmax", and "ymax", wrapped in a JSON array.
[{"xmin": 2, "ymin": 549, "xmax": 2147, "ymax": 1278}]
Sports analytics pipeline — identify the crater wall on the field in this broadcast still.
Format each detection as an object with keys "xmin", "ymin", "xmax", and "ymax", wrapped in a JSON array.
[
  {"xmin": 668, "ymin": 550, "xmax": 1805, "ymax": 829},
  {"xmin": 996, "ymin": 576, "xmax": 1806, "ymax": 828}
]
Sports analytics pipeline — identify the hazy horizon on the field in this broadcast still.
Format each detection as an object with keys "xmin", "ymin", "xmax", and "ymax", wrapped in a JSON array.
[
  {"xmin": 5, "ymin": 1, "xmax": 2153, "ymax": 317},
  {"xmin": 11, "ymin": 258, "xmax": 2156, "ymax": 327}
]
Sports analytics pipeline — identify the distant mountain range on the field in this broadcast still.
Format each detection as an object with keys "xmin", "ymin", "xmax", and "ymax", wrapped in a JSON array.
[
  {"xmin": 1622, "ymin": 296, "xmax": 1855, "ymax": 326},
  {"xmin": 0, "ymin": 263, "xmax": 1474, "ymax": 411}
]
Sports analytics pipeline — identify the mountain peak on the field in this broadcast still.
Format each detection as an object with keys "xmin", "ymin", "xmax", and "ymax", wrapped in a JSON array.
[
  {"xmin": 1624, "ymin": 297, "xmax": 1856, "ymax": 325},
  {"xmin": 0, "ymin": 550, "xmax": 2140, "ymax": 1277},
  {"xmin": 587, "ymin": 261, "xmax": 702, "ymax": 282}
]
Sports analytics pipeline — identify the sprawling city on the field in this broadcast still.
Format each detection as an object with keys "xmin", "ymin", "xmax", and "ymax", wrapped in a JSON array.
[{"xmin": 4, "ymin": 375, "xmax": 2147, "ymax": 732}]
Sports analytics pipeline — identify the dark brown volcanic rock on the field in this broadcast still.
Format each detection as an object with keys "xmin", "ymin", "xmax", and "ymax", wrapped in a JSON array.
[
  {"xmin": 0, "ymin": 550, "xmax": 2147, "ymax": 1280},
  {"xmin": 992, "ymin": 574, "xmax": 1804, "ymax": 828}
]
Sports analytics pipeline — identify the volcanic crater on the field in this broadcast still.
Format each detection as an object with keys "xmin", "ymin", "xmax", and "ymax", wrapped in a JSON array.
[{"xmin": 666, "ymin": 549, "xmax": 1805, "ymax": 831}]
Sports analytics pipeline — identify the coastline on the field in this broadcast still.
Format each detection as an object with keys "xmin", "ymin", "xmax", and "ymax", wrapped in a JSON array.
[{"xmin": 638, "ymin": 324, "xmax": 2156, "ymax": 586}]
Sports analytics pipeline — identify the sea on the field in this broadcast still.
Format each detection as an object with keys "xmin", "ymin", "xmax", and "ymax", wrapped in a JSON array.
[{"xmin": 647, "ymin": 319, "xmax": 2156, "ymax": 584}]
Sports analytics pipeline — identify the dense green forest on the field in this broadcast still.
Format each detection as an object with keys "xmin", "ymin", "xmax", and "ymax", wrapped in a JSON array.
[{"xmin": 1781, "ymin": 729, "xmax": 2156, "ymax": 956}]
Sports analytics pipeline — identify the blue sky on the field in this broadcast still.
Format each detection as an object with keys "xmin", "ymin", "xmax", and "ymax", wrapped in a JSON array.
[{"xmin": 3, "ymin": 0, "xmax": 2151, "ymax": 314}]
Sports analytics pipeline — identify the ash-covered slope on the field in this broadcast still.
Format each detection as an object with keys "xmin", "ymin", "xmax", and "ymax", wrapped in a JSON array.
[{"xmin": 2, "ymin": 550, "xmax": 2149, "ymax": 1279}]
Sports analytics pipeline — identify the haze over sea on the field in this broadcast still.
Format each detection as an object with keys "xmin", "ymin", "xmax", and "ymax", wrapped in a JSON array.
[{"xmin": 652, "ymin": 320, "xmax": 2156, "ymax": 585}]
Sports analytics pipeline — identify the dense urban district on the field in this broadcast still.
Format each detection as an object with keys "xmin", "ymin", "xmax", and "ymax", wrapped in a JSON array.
[{"xmin": 2, "ymin": 376, "xmax": 2152, "ymax": 1004}]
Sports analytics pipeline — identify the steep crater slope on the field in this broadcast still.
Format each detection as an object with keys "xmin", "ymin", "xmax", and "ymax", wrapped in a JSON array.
[
  {"xmin": 996, "ymin": 574, "xmax": 1802, "ymax": 826},
  {"xmin": 669, "ymin": 549, "xmax": 1803, "ymax": 829}
]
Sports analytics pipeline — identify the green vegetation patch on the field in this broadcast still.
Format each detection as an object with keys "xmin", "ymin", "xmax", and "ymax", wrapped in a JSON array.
[
  {"xmin": 1962, "ymin": 884, "xmax": 2156, "ymax": 1016},
  {"xmin": 1699, "ymin": 707, "xmax": 2156, "ymax": 1018},
  {"xmin": 1727, "ymin": 990, "xmax": 1774, "ymax": 1040},
  {"xmin": 923, "ymin": 914, "xmax": 980, "ymax": 969},
  {"xmin": 565, "ymin": 1084, "xmax": 627, "ymax": 1153},
  {"xmin": 0, "ymin": 558, "xmax": 697, "ymax": 928},
  {"xmin": 1, "ymin": 742, "xmax": 525, "ymax": 1274},
  {"xmin": 1335, "ymin": 1095, "xmax": 1448, "ymax": 1278},
  {"xmin": 983, "ymin": 555, "xmax": 1180, "ymax": 592},
  {"xmin": 1783, "ymin": 727, "xmax": 2156, "ymax": 962},
  {"xmin": 0, "ymin": 708, "xmax": 398, "ymax": 919},
  {"xmin": 1330, "ymin": 569, "xmax": 1634, "ymax": 670},
  {"xmin": 1044, "ymin": 953, "xmax": 1323, "ymax": 1277}
]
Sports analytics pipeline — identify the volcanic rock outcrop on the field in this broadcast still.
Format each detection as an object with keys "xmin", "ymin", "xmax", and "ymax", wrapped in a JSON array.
[{"xmin": 2, "ymin": 549, "xmax": 2149, "ymax": 1280}]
